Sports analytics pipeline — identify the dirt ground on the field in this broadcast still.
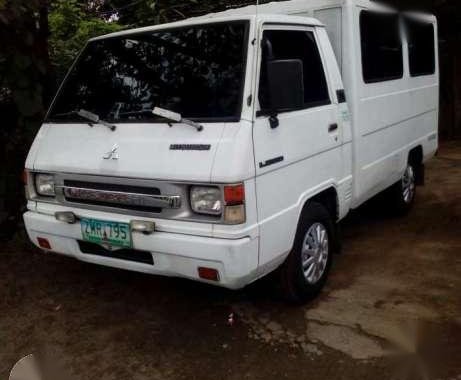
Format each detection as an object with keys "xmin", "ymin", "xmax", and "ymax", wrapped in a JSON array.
[{"xmin": 1, "ymin": 142, "xmax": 461, "ymax": 380}]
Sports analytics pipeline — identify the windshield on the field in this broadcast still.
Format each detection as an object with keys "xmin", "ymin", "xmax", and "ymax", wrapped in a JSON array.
[{"xmin": 48, "ymin": 21, "xmax": 249, "ymax": 123}]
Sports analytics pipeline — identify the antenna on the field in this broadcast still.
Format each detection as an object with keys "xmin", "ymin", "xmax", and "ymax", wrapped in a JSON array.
[{"xmin": 256, "ymin": 0, "xmax": 259, "ymax": 18}]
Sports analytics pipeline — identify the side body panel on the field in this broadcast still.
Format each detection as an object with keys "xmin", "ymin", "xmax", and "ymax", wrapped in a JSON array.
[{"xmin": 349, "ymin": 2, "xmax": 439, "ymax": 207}]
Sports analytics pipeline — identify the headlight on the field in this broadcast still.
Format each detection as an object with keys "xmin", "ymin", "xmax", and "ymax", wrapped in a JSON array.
[
  {"xmin": 190, "ymin": 186, "xmax": 222, "ymax": 216},
  {"xmin": 35, "ymin": 174, "xmax": 56, "ymax": 197}
]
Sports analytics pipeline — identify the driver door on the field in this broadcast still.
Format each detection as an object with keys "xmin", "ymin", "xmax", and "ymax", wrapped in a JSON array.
[{"xmin": 253, "ymin": 24, "xmax": 344, "ymax": 267}]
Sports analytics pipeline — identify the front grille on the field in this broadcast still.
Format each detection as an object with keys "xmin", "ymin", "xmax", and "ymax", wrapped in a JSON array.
[
  {"xmin": 63, "ymin": 180, "xmax": 162, "ymax": 213},
  {"xmin": 78, "ymin": 241, "xmax": 154, "ymax": 265},
  {"xmin": 65, "ymin": 181, "xmax": 161, "ymax": 195}
]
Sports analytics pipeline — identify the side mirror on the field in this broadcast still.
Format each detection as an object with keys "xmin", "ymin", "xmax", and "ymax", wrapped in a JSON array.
[{"xmin": 267, "ymin": 59, "xmax": 304, "ymax": 113}]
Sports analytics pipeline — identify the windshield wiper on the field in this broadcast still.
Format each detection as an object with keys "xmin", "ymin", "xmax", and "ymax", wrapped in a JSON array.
[
  {"xmin": 50, "ymin": 109, "xmax": 116, "ymax": 131},
  {"xmin": 77, "ymin": 109, "xmax": 117, "ymax": 131},
  {"xmin": 152, "ymin": 107, "xmax": 203, "ymax": 132}
]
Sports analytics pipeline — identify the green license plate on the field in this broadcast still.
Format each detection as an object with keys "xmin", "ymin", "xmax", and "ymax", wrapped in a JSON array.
[{"xmin": 81, "ymin": 218, "xmax": 132, "ymax": 248}]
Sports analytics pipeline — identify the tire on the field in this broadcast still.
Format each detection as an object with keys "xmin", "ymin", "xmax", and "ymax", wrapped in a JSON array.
[
  {"xmin": 387, "ymin": 162, "xmax": 417, "ymax": 215},
  {"xmin": 280, "ymin": 202, "xmax": 334, "ymax": 304}
]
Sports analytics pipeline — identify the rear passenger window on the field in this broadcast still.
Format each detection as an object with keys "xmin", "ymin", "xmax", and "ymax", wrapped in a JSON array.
[
  {"xmin": 259, "ymin": 29, "xmax": 330, "ymax": 112},
  {"xmin": 360, "ymin": 11, "xmax": 403, "ymax": 83},
  {"xmin": 404, "ymin": 17, "xmax": 436, "ymax": 77}
]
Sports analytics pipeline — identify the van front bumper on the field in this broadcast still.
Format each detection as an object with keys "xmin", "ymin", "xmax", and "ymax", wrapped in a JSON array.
[{"xmin": 23, "ymin": 211, "xmax": 259, "ymax": 290}]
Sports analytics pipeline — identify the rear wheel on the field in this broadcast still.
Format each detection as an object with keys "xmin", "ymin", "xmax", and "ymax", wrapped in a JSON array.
[
  {"xmin": 280, "ymin": 202, "xmax": 334, "ymax": 304},
  {"xmin": 388, "ymin": 162, "xmax": 417, "ymax": 215}
]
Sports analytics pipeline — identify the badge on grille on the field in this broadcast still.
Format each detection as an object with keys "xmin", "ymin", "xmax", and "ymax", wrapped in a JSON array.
[{"xmin": 103, "ymin": 144, "xmax": 119, "ymax": 160}]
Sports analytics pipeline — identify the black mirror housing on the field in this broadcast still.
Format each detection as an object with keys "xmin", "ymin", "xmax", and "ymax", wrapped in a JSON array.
[{"xmin": 267, "ymin": 59, "xmax": 304, "ymax": 113}]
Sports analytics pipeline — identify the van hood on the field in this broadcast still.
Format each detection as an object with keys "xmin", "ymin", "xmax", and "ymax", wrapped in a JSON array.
[{"xmin": 31, "ymin": 122, "xmax": 227, "ymax": 182}]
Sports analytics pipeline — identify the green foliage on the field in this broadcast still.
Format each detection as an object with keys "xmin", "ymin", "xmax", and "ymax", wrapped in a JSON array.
[
  {"xmin": 0, "ymin": 0, "xmax": 51, "ymax": 220},
  {"xmin": 0, "ymin": 0, "xmax": 48, "ymax": 127},
  {"xmin": 49, "ymin": 0, "xmax": 123, "ymax": 81}
]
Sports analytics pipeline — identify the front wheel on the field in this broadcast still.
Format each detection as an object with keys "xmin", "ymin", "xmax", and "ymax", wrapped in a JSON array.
[{"xmin": 280, "ymin": 202, "xmax": 334, "ymax": 304}]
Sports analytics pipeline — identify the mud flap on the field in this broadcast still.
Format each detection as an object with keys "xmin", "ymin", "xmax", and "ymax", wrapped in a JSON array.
[
  {"xmin": 415, "ymin": 163, "xmax": 425, "ymax": 186},
  {"xmin": 333, "ymin": 223, "xmax": 342, "ymax": 254}
]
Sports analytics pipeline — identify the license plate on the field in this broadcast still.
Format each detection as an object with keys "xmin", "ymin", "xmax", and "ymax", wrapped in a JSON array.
[{"xmin": 81, "ymin": 218, "xmax": 132, "ymax": 248}]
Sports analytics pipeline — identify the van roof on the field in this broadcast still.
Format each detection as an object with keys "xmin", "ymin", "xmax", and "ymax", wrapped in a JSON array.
[
  {"xmin": 89, "ymin": 14, "xmax": 324, "ymax": 42},
  {"xmin": 197, "ymin": 0, "xmax": 436, "ymax": 23},
  {"xmin": 90, "ymin": 0, "xmax": 435, "ymax": 42}
]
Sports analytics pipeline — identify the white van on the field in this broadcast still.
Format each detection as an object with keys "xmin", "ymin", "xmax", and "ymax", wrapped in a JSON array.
[{"xmin": 23, "ymin": 0, "xmax": 439, "ymax": 302}]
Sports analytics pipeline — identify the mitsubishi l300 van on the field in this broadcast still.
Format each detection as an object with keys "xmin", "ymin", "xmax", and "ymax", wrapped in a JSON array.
[{"xmin": 24, "ymin": 0, "xmax": 439, "ymax": 302}]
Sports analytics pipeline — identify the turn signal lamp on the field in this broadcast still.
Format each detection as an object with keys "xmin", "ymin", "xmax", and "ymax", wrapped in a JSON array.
[{"xmin": 223, "ymin": 184, "xmax": 245, "ymax": 224}]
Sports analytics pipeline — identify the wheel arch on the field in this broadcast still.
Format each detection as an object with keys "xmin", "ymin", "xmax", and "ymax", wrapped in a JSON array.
[
  {"xmin": 409, "ymin": 145, "xmax": 423, "ymax": 165},
  {"xmin": 295, "ymin": 186, "xmax": 341, "ymax": 253},
  {"xmin": 408, "ymin": 145, "xmax": 425, "ymax": 185},
  {"xmin": 302, "ymin": 187, "xmax": 339, "ymax": 222}
]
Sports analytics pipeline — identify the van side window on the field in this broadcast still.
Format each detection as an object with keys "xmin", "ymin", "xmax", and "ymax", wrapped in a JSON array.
[
  {"xmin": 259, "ymin": 30, "xmax": 331, "ymax": 113},
  {"xmin": 404, "ymin": 18, "xmax": 436, "ymax": 77},
  {"xmin": 360, "ymin": 11, "xmax": 403, "ymax": 83}
]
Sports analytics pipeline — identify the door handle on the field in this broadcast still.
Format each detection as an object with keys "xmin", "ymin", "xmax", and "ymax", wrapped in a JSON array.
[{"xmin": 329, "ymin": 123, "xmax": 339, "ymax": 133}]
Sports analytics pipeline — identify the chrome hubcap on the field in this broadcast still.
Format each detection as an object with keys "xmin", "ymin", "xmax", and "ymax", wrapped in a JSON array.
[
  {"xmin": 301, "ymin": 223, "xmax": 329, "ymax": 285},
  {"xmin": 402, "ymin": 165, "xmax": 416, "ymax": 204}
]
